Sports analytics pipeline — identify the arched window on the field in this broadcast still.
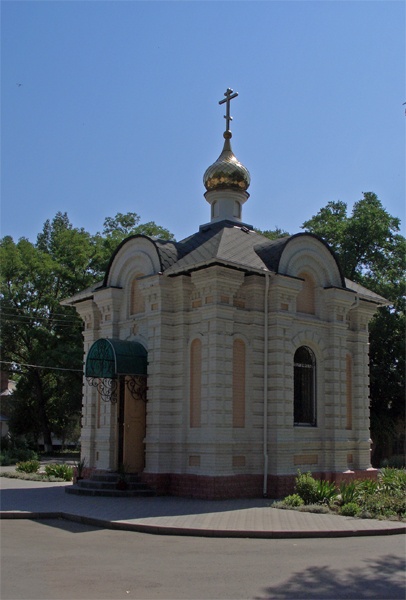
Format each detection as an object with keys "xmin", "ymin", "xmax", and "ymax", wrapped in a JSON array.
[
  {"xmin": 233, "ymin": 339, "xmax": 246, "ymax": 428},
  {"xmin": 294, "ymin": 346, "xmax": 316, "ymax": 426},
  {"xmin": 190, "ymin": 339, "xmax": 202, "ymax": 428},
  {"xmin": 296, "ymin": 272, "xmax": 315, "ymax": 315},
  {"xmin": 130, "ymin": 274, "xmax": 145, "ymax": 315}
]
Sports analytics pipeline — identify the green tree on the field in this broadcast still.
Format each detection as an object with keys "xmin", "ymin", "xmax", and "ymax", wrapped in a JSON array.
[
  {"xmin": 0, "ymin": 211, "xmax": 173, "ymax": 449},
  {"xmin": 97, "ymin": 212, "xmax": 174, "ymax": 270},
  {"xmin": 255, "ymin": 226, "xmax": 290, "ymax": 240},
  {"xmin": 302, "ymin": 192, "xmax": 405, "ymax": 465},
  {"xmin": 0, "ymin": 219, "xmax": 90, "ymax": 449}
]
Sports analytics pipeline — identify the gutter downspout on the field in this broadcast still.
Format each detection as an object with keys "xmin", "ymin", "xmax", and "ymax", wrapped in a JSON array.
[{"xmin": 263, "ymin": 272, "xmax": 270, "ymax": 497}]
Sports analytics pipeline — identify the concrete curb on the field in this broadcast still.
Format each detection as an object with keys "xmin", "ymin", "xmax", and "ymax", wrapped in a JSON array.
[{"xmin": 1, "ymin": 511, "xmax": 405, "ymax": 539}]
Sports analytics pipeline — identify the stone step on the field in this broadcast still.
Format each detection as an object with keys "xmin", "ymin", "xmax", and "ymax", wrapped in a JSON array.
[
  {"xmin": 89, "ymin": 473, "xmax": 140, "ymax": 483},
  {"xmin": 77, "ymin": 479, "xmax": 150, "ymax": 491},
  {"xmin": 65, "ymin": 470, "xmax": 156, "ymax": 497}
]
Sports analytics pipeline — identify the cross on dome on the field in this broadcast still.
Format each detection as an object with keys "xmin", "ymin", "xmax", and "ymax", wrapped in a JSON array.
[
  {"xmin": 219, "ymin": 88, "xmax": 238, "ymax": 134},
  {"xmin": 202, "ymin": 88, "xmax": 251, "ymax": 226}
]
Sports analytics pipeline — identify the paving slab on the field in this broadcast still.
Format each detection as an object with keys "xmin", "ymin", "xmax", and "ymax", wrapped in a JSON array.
[{"xmin": 1, "ymin": 476, "xmax": 405, "ymax": 539}]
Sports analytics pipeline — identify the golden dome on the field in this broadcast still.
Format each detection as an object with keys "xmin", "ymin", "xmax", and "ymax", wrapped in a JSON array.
[{"xmin": 203, "ymin": 133, "xmax": 250, "ymax": 193}]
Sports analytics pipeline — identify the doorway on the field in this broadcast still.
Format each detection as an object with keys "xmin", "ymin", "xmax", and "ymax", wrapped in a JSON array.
[{"xmin": 118, "ymin": 376, "xmax": 147, "ymax": 473}]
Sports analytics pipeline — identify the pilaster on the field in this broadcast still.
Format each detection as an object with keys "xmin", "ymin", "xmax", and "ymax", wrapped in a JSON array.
[
  {"xmin": 93, "ymin": 287, "xmax": 124, "ymax": 338},
  {"xmin": 267, "ymin": 275, "xmax": 302, "ymax": 473},
  {"xmin": 347, "ymin": 300, "xmax": 380, "ymax": 469},
  {"xmin": 72, "ymin": 299, "xmax": 101, "ymax": 468},
  {"xmin": 322, "ymin": 288, "xmax": 356, "ymax": 471}
]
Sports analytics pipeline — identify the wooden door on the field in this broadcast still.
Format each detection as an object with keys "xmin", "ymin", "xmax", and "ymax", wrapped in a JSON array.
[{"xmin": 123, "ymin": 376, "xmax": 146, "ymax": 473}]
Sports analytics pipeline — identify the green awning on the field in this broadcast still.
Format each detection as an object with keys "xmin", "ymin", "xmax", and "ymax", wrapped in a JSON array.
[{"xmin": 85, "ymin": 339, "xmax": 147, "ymax": 379}]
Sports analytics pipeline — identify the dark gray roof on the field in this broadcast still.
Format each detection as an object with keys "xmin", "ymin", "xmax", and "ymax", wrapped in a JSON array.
[
  {"xmin": 163, "ymin": 221, "xmax": 268, "ymax": 275},
  {"xmin": 344, "ymin": 278, "xmax": 389, "ymax": 304},
  {"xmin": 60, "ymin": 281, "xmax": 103, "ymax": 305},
  {"xmin": 102, "ymin": 221, "xmax": 345, "ymax": 283},
  {"xmin": 104, "ymin": 221, "xmax": 279, "ymax": 279},
  {"xmin": 63, "ymin": 220, "xmax": 387, "ymax": 305},
  {"xmin": 160, "ymin": 222, "xmax": 345, "ymax": 286}
]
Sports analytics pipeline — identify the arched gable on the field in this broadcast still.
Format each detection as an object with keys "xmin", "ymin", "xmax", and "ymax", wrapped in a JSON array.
[
  {"xmin": 278, "ymin": 234, "xmax": 344, "ymax": 288},
  {"xmin": 103, "ymin": 236, "xmax": 163, "ymax": 288}
]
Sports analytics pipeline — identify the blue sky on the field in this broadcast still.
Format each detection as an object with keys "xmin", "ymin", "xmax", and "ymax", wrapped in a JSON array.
[{"xmin": 2, "ymin": 1, "xmax": 405, "ymax": 244}]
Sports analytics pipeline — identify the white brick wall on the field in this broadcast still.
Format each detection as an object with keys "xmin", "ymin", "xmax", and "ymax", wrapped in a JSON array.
[{"xmin": 71, "ymin": 235, "xmax": 380, "ymax": 480}]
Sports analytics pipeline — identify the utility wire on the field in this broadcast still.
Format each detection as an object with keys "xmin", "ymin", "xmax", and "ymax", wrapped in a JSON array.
[
  {"xmin": 1, "ymin": 318, "xmax": 82, "ymax": 328},
  {"xmin": 0, "ymin": 360, "xmax": 83, "ymax": 373},
  {"xmin": 0, "ymin": 307, "xmax": 82, "ymax": 318},
  {"xmin": 0, "ymin": 312, "xmax": 82, "ymax": 324}
]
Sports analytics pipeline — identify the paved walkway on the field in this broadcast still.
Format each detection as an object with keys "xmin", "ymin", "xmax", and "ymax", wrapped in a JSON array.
[{"xmin": 1, "ymin": 475, "xmax": 405, "ymax": 539}]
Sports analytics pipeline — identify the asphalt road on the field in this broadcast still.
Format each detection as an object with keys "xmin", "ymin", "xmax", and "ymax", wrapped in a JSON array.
[{"xmin": 1, "ymin": 519, "xmax": 405, "ymax": 600}]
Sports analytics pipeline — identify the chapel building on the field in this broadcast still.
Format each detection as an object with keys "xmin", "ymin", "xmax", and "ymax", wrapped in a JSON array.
[{"xmin": 63, "ymin": 90, "xmax": 386, "ymax": 499}]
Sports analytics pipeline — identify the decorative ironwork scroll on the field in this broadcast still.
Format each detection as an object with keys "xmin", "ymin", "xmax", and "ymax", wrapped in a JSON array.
[
  {"xmin": 86, "ymin": 377, "xmax": 118, "ymax": 404},
  {"xmin": 85, "ymin": 339, "xmax": 148, "ymax": 404},
  {"xmin": 125, "ymin": 375, "xmax": 147, "ymax": 403}
]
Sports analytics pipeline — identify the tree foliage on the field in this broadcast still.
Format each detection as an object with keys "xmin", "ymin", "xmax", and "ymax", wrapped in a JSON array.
[
  {"xmin": 1, "ymin": 198, "xmax": 403, "ymax": 464},
  {"xmin": 302, "ymin": 193, "xmax": 405, "ymax": 291},
  {"xmin": 255, "ymin": 226, "xmax": 290, "ymax": 240},
  {"xmin": 302, "ymin": 192, "xmax": 405, "ymax": 465},
  {"xmin": 0, "ymin": 212, "xmax": 173, "ymax": 449},
  {"xmin": 97, "ymin": 212, "xmax": 174, "ymax": 271}
]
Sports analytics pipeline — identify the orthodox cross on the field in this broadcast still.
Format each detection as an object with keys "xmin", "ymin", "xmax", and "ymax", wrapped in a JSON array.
[{"xmin": 219, "ymin": 88, "xmax": 238, "ymax": 132}]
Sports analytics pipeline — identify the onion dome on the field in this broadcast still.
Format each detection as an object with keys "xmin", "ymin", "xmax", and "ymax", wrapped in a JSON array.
[{"xmin": 203, "ymin": 131, "xmax": 251, "ymax": 192}]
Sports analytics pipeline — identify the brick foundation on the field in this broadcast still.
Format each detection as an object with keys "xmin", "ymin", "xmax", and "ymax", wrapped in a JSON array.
[
  {"xmin": 142, "ymin": 473, "xmax": 263, "ymax": 499},
  {"xmin": 142, "ymin": 469, "xmax": 378, "ymax": 500},
  {"xmin": 327, "ymin": 468, "xmax": 378, "ymax": 485}
]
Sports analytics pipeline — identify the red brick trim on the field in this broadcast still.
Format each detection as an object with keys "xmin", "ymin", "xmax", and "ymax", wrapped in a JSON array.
[
  {"xmin": 142, "ymin": 469, "xmax": 378, "ymax": 500},
  {"xmin": 142, "ymin": 473, "xmax": 262, "ymax": 499}
]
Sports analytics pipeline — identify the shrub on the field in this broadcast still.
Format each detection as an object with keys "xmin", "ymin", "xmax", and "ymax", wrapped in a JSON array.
[
  {"xmin": 1, "ymin": 436, "xmax": 38, "ymax": 462},
  {"xmin": 314, "ymin": 479, "xmax": 338, "ymax": 505},
  {"xmin": 274, "ymin": 469, "xmax": 406, "ymax": 521},
  {"xmin": 294, "ymin": 471, "xmax": 318, "ymax": 505},
  {"xmin": 44, "ymin": 463, "xmax": 73, "ymax": 481},
  {"xmin": 297, "ymin": 504, "xmax": 330, "ymax": 514},
  {"xmin": 1, "ymin": 471, "xmax": 66, "ymax": 482},
  {"xmin": 340, "ymin": 502, "xmax": 360, "ymax": 517},
  {"xmin": 14, "ymin": 448, "xmax": 38, "ymax": 462},
  {"xmin": 0, "ymin": 451, "xmax": 13, "ymax": 466},
  {"xmin": 15, "ymin": 460, "xmax": 40, "ymax": 474},
  {"xmin": 380, "ymin": 455, "xmax": 405, "ymax": 469},
  {"xmin": 339, "ymin": 481, "xmax": 360, "ymax": 505},
  {"xmin": 283, "ymin": 494, "xmax": 304, "ymax": 507},
  {"xmin": 358, "ymin": 479, "xmax": 378, "ymax": 499},
  {"xmin": 0, "ymin": 441, "xmax": 38, "ymax": 464},
  {"xmin": 379, "ymin": 468, "xmax": 406, "ymax": 494},
  {"xmin": 0, "ymin": 435, "xmax": 12, "ymax": 451},
  {"xmin": 360, "ymin": 490, "xmax": 406, "ymax": 520},
  {"xmin": 74, "ymin": 456, "xmax": 87, "ymax": 479}
]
